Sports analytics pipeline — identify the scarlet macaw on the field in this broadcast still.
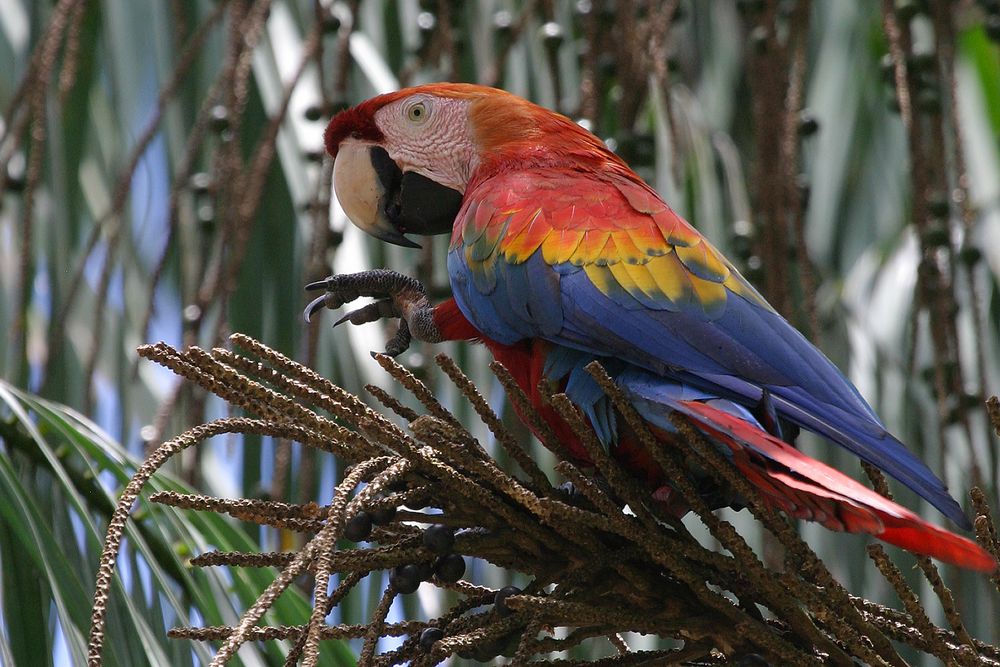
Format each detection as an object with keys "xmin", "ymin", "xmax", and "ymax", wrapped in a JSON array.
[{"xmin": 306, "ymin": 83, "xmax": 995, "ymax": 571}]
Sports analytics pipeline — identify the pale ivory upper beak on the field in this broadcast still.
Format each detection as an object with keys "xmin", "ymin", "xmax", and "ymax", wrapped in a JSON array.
[
  {"xmin": 333, "ymin": 142, "xmax": 382, "ymax": 235},
  {"xmin": 332, "ymin": 141, "xmax": 422, "ymax": 248}
]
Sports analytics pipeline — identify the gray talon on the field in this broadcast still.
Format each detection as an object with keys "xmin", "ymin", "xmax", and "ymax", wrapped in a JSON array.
[
  {"xmin": 302, "ymin": 270, "xmax": 439, "ymax": 357},
  {"xmin": 304, "ymin": 294, "xmax": 328, "ymax": 323}
]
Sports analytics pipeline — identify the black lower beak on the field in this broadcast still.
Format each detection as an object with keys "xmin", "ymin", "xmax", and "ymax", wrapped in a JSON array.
[{"xmin": 369, "ymin": 146, "xmax": 463, "ymax": 247}]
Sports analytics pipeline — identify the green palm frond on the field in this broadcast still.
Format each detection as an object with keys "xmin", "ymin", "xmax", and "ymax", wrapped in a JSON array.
[{"xmin": 0, "ymin": 381, "xmax": 352, "ymax": 666}]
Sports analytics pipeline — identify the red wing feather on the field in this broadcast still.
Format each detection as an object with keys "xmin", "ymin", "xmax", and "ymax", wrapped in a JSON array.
[{"xmin": 678, "ymin": 401, "xmax": 997, "ymax": 572}]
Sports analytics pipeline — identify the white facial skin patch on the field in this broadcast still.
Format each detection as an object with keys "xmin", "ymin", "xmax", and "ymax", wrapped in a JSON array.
[{"xmin": 373, "ymin": 95, "xmax": 479, "ymax": 194}]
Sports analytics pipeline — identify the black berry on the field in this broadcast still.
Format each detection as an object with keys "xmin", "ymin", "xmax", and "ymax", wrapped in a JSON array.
[
  {"xmin": 540, "ymin": 22, "xmax": 564, "ymax": 48},
  {"xmin": 557, "ymin": 481, "xmax": 579, "ymax": 499},
  {"xmin": 494, "ymin": 586, "xmax": 522, "ymax": 617},
  {"xmin": 959, "ymin": 246, "xmax": 982, "ymax": 267},
  {"xmin": 369, "ymin": 499, "xmax": 397, "ymax": 525},
  {"xmin": 303, "ymin": 104, "xmax": 323, "ymax": 122},
  {"xmin": 797, "ymin": 111, "xmax": 819, "ymax": 137},
  {"xmin": 422, "ymin": 525, "xmax": 455, "ymax": 555},
  {"xmin": 434, "ymin": 554, "xmax": 466, "ymax": 583},
  {"xmin": 927, "ymin": 192, "xmax": 950, "ymax": 219},
  {"xmin": 390, "ymin": 564, "xmax": 422, "ymax": 594},
  {"xmin": 922, "ymin": 221, "xmax": 950, "ymax": 247},
  {"xmin": 419, "ymin": 627, "xmax": 443, "ymax": 650},
  {"xmin": 321, "ymin": 11, "xmax": 341, "ymax": 33},
  {"xmin": 343, "ymin": 512, "xmax": 373, "ymax": 542},
  {"xmin": 209, "ymin": 105, "xmax": 230, "ymax": 132},
  {"xmin": 189, "ymin": 172, "xmax": 212, "ymax": 194}
]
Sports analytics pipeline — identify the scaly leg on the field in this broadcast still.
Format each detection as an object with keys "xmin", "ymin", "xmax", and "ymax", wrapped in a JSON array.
[{"xmin": 304, "ymin": 269, "xmax": 442, "ymax": 356}]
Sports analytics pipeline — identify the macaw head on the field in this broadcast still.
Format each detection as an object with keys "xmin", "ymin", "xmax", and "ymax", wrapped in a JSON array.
[{"xmin": 324, "ymin": 83, "xmax": 625, "ymax": 248}]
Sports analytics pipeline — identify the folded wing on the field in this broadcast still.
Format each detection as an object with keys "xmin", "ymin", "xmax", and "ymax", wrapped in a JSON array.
[{"xmin": 447, "ymin": 167, "xmax": 969, "ymax": 528}]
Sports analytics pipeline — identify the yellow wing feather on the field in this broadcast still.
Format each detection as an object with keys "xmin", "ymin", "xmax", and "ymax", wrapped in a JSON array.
[{"xmin": 461, "ymin": 170, "xmax": 771, "ymax": 319}]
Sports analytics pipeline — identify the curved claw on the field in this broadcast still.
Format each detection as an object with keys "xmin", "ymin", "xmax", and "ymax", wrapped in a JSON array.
[
  {"xmin": 302, "ymin": 271, "xmax": 432, "ymax": 353},
  {"xmin": 304, "ymin": 278, "xmax": 333, "ymax": 292},
  {"xmin": 304, "ymin": 293, "xmax": 329, "ymax": 323}
]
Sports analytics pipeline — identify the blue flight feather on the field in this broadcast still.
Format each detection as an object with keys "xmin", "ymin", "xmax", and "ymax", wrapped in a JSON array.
[{"xmin": 447, "ymin": 241, "xmax": 970, "ymax": 528}]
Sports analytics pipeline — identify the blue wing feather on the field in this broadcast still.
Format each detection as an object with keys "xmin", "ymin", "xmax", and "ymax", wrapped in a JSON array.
[
  {"xmin": 448, "ymin": 168, "xmax": 969, "ymax": 527},
  {"xmin": 447, "ymin": 195, "xmax": 969, "ymax": 528}
]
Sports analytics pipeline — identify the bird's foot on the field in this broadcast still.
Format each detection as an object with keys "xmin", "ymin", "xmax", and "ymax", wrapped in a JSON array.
[{"xmin": 304, "ymin": 269, "xmax": 442, "ymax": 356}]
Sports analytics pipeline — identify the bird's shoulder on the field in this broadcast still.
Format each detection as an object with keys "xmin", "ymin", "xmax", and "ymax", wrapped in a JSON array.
[{"xmin": 451, "ymin": 166, "xmax": 770, "ymax": 316}]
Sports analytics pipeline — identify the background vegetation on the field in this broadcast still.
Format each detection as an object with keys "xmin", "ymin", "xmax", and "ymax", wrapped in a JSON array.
[{"xmin": 1, "ymin": 0, "xmax": 999, "ymax": 664}]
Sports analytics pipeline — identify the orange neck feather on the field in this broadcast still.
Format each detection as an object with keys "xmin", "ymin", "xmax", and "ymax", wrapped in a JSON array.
[{"xmin": 465, "ymin": 89, "xmax": 633, "ymax": 183}]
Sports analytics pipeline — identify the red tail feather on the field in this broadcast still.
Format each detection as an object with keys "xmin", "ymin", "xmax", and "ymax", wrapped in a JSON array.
[{"xmin": 679, "ymin": 401, "xmax": 997, "ymax": 572}]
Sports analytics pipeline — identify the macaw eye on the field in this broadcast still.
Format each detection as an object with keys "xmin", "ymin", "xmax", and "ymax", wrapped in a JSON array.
[{"xmin": 406, "ymin": 101, "xmax": 429, "ymax": 124}]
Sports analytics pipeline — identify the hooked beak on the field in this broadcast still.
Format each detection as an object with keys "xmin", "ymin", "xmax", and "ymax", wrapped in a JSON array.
[{"xmin": 332, "ymin": 143, "xmax": 463, "ymax": 249}]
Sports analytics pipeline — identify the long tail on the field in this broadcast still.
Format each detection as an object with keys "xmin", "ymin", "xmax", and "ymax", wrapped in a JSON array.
[{"xmin": 675, "ymin": 400, "xmax": 996, "ymax": 572}]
